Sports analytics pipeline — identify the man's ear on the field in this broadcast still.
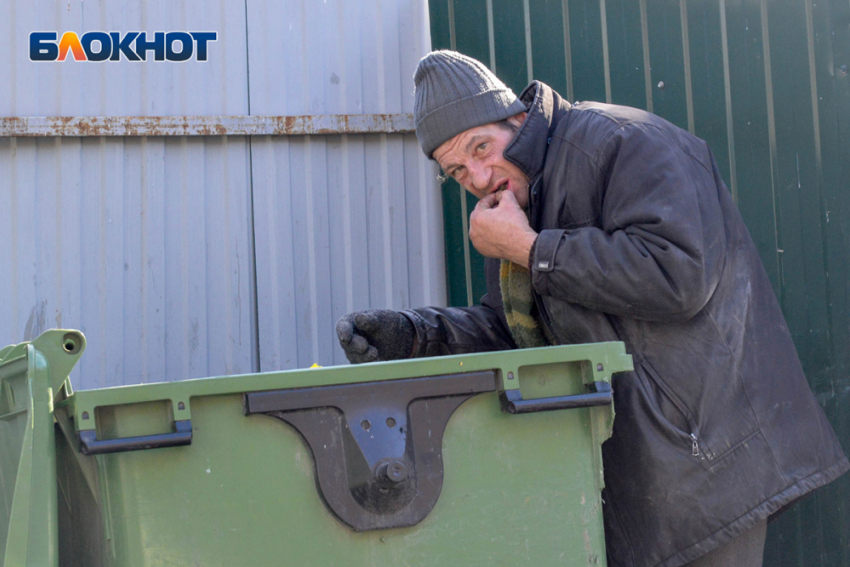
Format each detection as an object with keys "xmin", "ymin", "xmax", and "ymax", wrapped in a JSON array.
[{"xmin": 507, "ymin": 112, "xmax": 527, "ymax": 128}]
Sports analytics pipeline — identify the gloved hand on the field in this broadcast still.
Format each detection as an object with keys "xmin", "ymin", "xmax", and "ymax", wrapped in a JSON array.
[{"xmin": 336, "ymin": 309, "xmax": 416, "ymax": 364}]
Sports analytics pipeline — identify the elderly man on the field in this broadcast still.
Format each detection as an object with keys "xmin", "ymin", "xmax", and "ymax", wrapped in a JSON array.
[{"xmin": 336, "ymin": 51, "xmax": 848, "ymax": 567}]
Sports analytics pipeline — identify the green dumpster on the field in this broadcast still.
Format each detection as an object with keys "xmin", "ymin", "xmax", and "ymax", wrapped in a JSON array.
[{"xmin": 0, "ymin": 329, "xmax": 632, "ymax": 567}]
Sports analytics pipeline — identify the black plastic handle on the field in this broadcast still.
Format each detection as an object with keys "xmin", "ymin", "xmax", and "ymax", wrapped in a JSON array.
[
  {"xmin": 500, "ymin": 382, "xmax": 612, "ymax": 414},
  {"xmin": 79, "ymin": 419, "xmax": 193, "ymax": 455}
]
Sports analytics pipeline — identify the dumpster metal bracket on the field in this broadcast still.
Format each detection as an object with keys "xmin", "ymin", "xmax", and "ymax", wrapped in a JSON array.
[{"xmin": 243, "ymin": 371, "xmax": 496, "ymax": 531}]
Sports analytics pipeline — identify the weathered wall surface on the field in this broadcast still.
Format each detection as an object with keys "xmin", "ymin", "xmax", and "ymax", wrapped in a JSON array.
[{"xmin": 0, "ymin": 0, "xmax": 444, "ymax": 386}]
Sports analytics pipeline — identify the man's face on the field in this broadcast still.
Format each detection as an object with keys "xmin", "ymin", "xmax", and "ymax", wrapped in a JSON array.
[{"xmin": 433, "ymin": 113, "xmax": 530, "ymax": 207}]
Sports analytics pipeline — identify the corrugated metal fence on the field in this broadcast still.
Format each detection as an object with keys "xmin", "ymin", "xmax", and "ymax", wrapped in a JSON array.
[
  {"xmin": 0, "ymin": 0, "xmax": 445, "ymax": 387},
  {"xmin": 430, "ymin": 0, "xmax": 850, "ymax": 564}
]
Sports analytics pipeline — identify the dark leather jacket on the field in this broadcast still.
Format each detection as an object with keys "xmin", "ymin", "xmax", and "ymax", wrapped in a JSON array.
[{"xmin": 404, "ymin": 81, "xmax": 849, "ymax": 567}]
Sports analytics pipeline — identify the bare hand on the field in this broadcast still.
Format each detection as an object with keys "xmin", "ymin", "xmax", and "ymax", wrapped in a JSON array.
[{"xmin": 468, "ymin": 190, "xmax": 538, "ymax": 266}]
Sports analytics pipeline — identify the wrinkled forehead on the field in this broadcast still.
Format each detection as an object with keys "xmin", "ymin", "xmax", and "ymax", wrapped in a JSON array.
[{"xmin": 433, "ymin": 123, "xmax": 495, "ymax": 168}]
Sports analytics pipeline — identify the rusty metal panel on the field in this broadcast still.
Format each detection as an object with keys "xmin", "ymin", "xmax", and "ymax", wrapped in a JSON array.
[
  {"xmin": 0, "ymin": 136, "xmax": 257, "ymax": 389},
  {"xmin": 0, "ymin": 0, "xmax": 256, "ymax": 389},
  {"xmin": 0, "ymin": 114, "xmax": 415, "ymax": 137},
  {"xmin": 247, "ymin": 0, "xmax": 445, "ymax": 370},
  {"xmin": 0, "ymin": 0, "xmax": 444, "ymax": 385}
]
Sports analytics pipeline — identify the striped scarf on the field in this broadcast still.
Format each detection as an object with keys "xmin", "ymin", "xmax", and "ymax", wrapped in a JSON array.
[{"xmin": 499, "ymin": 259, "xmax": 551, "ymax": 349}]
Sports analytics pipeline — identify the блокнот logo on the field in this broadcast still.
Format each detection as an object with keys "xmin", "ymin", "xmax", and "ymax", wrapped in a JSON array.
[{"xmin": 30, "ymin": 32, "xmax": 217, "ymax": 62}]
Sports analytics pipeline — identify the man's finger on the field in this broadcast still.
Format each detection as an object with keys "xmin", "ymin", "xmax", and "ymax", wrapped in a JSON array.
[
  {"xmin": 350, "ymin": 346, "xmax": 379, "ymax": 364},
  {"xmin": 354, "ymin": 311, "xmax": 378, "ymax": 332},
  {"xmin": 478, "ymin": 192, "xmax": 499, "ymax": 209},
  {"xmin": 498, "ymin": 189, "xmax": 520, "ymax": 208},
  {"xmin": 336, "ymin": 316, "xmax": 355, "ymax": 344},
  {"xmin": 348, "ymin": 334, "xmax": 370, "ymax": 354}
]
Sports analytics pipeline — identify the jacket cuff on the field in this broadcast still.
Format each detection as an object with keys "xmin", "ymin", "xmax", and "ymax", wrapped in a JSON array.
[
  {"xmin": 527, "ymin": 235, "xmax": 539, "ymax": 273},
  {"xmin": 401, "ymin": 310, "xmax": 428, "ymax": 358},
  {"xmin": 531, "ymin": 229, "xmax": 566, "ymax": 297}
]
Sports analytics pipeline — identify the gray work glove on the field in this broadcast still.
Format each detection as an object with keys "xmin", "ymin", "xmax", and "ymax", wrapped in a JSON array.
[{"xmin": 336, "ymin": 309, "xmax": 416, "ymax": 364}]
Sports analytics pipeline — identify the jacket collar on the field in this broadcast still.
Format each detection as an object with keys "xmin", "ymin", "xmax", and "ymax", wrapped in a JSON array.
[{"xmin": 503, "ymin": 81, "xmax": 570, "ymax": 181}]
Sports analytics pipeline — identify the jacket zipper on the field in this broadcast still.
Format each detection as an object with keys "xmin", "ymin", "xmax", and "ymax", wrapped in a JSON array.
[
  {"xmin": 527, "ymin": 171, "xmax": 703, "ymax": 461},
  {"xmin": 641, "ymin": 357, "xmax": 705, "ymax": 460}
]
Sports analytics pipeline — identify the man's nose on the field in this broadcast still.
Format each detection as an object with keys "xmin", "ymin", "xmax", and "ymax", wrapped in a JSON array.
[{"xmin": 468, "ymin": 163, "xmax": 490, "ymax": 195}]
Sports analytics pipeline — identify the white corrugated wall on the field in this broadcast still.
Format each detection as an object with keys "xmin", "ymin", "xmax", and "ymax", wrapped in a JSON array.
[
  {"xmin": 0, "ymin": 0, "xmax": 444, "ymax": 388},
  {"xmin": 247, "ymin": 0, "xmax": 443, "ymax": 370}
]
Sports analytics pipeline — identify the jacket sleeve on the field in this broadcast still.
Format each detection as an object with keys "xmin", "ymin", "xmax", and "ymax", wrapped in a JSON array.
[
  {"xmin": 403, "ymin": 304, "xmax": 517, "ymax": 357},
  {"xmin": 531, "ymin": 123, "xmax": 726, "ymax": 322},
  {"xmin": 403, "ymin": 259, "xmax": 516, "ymax": 357}
]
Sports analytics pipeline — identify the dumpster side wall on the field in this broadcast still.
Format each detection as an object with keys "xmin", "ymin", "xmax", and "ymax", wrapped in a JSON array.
[
  {"xmin": 56, "ymin": 422, "xmax": 108, "ymax": 567},
  {"xmin": 430, "ymin": 0, "xmax": 850, "ymax": 565}
]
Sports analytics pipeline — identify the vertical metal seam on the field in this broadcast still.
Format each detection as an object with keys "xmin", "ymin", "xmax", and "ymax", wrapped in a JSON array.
[
  {"xmin": 304, "ymin": 137, "xmax": 320, "ymax": 364},
  {"xmin": 337, "ymin": 0, "xmax": 354, "ymax": 318},
  {"xmin": 804, "ymin": 0, "xmax": 822, "ymax": 175},
  {"xmin": 380, "ymin": 135, "xmax": 394, "ymax": 307},
  {"xmin": 374, "ymin": 0, "xmax": 392, "ymax": 307},
  {"xmin": 244, "ymin": 0, "xmax": 261, "ymax": 373},
  {"xmin": 9, "ymin": 0, "xmax": 16, "ymax": 115},
  {"xmin": 244, "ymin": 0, "xmax": 252, "ymax": 117},
  {"xmin": 804, "ymin": 0, "xmax": 835, "ymax": 358},
  {"xmin": 264, "ymin": 137, "xmax": 283, "ymax": 370},
  {"xmin": 54, "ymin": 138, "xmax": 63, "ymax": 341},
  {"xmin": 140, "ymin": 2, "xmax": 149, "ymax": 114},
  {"xmin": 374, "ymin": 0, "xmax": 388, "ymax": 113},
  {"xmin": 448, "ymin": 0, "xmax": 457, "ymax": 51},
  {"xmin": 341, "ymin": 137, "xmax": 354, "ymax": 313},
  {"xmin": 247, "ymin": 129, "xmax": 262, "ymax": 373},
  {"xmin": 54, "ymin": 2, "xmax": 63, "ymax": 113},
  {"xmin": 719, "ymin": 0, "xmax": 738, "ymax": 203},
  {"xmin": 221, "ymin": 135, "xmax": 234, "ymax": 372},
  {"xmin": 188, "ymin": 139, "xmax": 197, "ymax": 376},
  {"xmin": 5, "ymin": 1, "xmax": 19, "ymax": 348},
  {"xmin": 640, "ymin": 0, "xmax": 653, "ymax": 113},
  {"xmin": 9, "ymin": 138, "xmax": 18, "ymax": 341},
  {"xmin": 99, "ymin": 0, "xmax": 109, "ymax": 115},
  {"xmin": 524, "ymin": 0, "xmax": 534, "ymax": 84},
  {"xmin": 178, "ymin": 137, "xmax": 189, "ymax": 380},
  {"xmin": 460, "ymin": 188, "xmax": 473, "ymax": 307},
  {"xmin": 600, "ymin": 0, "xmax": 612, "ymax": 103},
  {"xmin": 680, "ymin": 0, "xmax": 695, "ymax": 133},
  {"xmin": 760, "ymin": 0, "xmax": 783, "ymax": 302},
  {"xmin": 414, "ymin": 0, "xmax": 436, "ymax": 307},
  {"xmin": 99, "ymin": 138, "xmax": 110, "ymax": 388},
  {"xmin": 417, "ymin": 141, "xmax": 433, "ymax": 306},
  {"xmin": 561, "ymin": 0, "xmax": 573, "ymax": 101},
  {"xmin": 487, "ymin": 0, "xmax": 496, "ymax": 73},
  {"xmin": 139, "ymin": 137, "xmax": 149, "ymax": 385}
]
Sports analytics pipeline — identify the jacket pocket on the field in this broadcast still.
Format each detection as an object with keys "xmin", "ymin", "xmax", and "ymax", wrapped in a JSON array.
[{"xmin": 635, "ymin": 357, "xmax": 709, "ymax": 460}]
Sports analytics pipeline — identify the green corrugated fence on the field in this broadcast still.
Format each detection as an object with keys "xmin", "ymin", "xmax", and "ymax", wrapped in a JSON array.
[{"xmin": 430, "ymin": 0, "xmax": 850, "ymax": 564}]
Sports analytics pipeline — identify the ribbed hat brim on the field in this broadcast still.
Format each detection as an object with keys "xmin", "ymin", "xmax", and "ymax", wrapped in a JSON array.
[{"xmin": 413, "ymin": 50, "xmax": 526, "ymax": 158}]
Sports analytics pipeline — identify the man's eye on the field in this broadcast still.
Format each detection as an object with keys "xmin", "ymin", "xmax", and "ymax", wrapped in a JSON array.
[
  {"xmin": 451, "ymin": 166, "xmax": 466, "ymax": 179},
  {"xmin": 476, "ymin": 142, "xmax": 488, "ymax": 152}
]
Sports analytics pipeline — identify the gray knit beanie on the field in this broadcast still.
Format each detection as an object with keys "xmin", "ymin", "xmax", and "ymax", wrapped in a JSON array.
[{"xmin": 413, "ymin": 50, "xmax": 527, "ymax": 158}]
